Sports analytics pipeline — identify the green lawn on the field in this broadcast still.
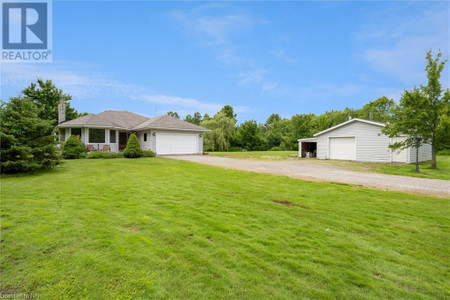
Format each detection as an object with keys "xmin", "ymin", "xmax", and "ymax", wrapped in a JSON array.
[
  {"xmin": 321, "ymin": 155, "xmax": 450, "ymax": 180},
  {"xmin": 209, "ymin": 151, "xmax": 449, "ymax": 180},
  {"xmin": 1, "ymin": 158, "xmax": 449, "ymax": 298},
  {"xmin": 207, "ymin": 150, "xmax": 298, "ymax": 160}
]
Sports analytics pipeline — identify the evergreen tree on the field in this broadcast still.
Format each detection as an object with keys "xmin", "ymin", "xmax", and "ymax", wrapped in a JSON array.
[
  {"xmin": 123, "ymin": 133, "xmax": 143, "ymax": 158},
  {"xmin": 0, "ymin": 97, "xmax": 61, "ymax": 173}
]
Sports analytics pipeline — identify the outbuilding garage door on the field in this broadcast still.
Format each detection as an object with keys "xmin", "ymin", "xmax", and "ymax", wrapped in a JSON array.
[
  {"xmin": 155, "ymin": 133, "xmax": 198, "ymax": 155},
  {"xmin": 329, "ymin": 137, "xmax": 356, "ymax": 160}
]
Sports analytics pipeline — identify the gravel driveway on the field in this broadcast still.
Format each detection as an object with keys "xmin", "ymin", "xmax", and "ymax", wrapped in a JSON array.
[{"xmin": 169, "ymin": 155, "xmax": 450, "ymax": 197}]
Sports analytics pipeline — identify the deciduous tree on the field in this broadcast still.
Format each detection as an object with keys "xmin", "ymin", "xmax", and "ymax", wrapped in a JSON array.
[
  {"xmin": 22, "ymin": 79, "xmax": 81, "ymax": 126},
  {"xmin": 201, "ymin": 112, "xmax": 235, "ymax": 151},
  {"xmin": 167, "ymin": 111, "xmax": 180, "ymax": 119},
  {"xmin": 234, "ymin": 120, "xmax": 266, "ymax": 150},
  {"xmin": 383, "ymin": 50, "xmax": 449, "ymax": 168}
]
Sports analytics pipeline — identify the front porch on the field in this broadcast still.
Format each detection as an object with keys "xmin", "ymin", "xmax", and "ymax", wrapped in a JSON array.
[
  {"xmin": 59, "ymin": 127, "xmax": 153, "ymax": 153},
  {"xmin": 59, "ymin": 127, "xmax": 132, "ymax": 153}
]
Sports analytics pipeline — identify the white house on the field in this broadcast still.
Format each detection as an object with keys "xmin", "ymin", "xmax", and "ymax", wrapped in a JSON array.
[
  {"xmin": 298, "ymin": 118, "xmax": 432, "ymax": 163},
  {"xmin": 56, "ymin": 109, "xmax": 209, "ymax": 155}
]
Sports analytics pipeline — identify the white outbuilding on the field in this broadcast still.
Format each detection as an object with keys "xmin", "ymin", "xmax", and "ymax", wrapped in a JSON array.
[{"xmin": 298, "ymin": 118, "xmax": 431, "ymax": 163}]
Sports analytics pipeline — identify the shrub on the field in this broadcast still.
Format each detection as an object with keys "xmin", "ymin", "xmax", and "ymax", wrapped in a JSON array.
[
  {"xmin": 142, "ymin": 150, "xmax": 156, "ymax": 157},
  {"xmin": 269, "ymin": 146, "xmax": 281, "ymax": 151},
  {"xmin": 0, "ymin": 97, "xmax": 61, "ymax": 174},
  {"xmin": 437, "ymin": 149, "xmax": 450, "ymax": 156},
  {"xmin": 62, "ymin": 135, "xmax": 85, "ymax": 159},
  {"xmin": 123, "ymin": 133, "xmax": 143, "ymax": 158},
  {"xmin": 228, "ymin": 146, "xmax": 241, "ymax": 152},
  {"xmin": 86, "ymin": 151, "xmax": 123, "ymax": 159}
]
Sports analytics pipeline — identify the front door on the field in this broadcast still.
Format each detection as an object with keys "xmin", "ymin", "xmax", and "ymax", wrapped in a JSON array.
[{"xmin": 119, "ymin": 132, "xmax": 128, "ymax": 150}]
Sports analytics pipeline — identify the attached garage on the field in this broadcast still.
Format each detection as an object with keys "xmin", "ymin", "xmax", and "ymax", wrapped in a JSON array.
[
  {"xmin": 156, "ymin": 133, "xmax": 199, "ymax": 155},
  {"xmin": 329, "ymin": 137, "xmax": 356, "ymax": 160}
]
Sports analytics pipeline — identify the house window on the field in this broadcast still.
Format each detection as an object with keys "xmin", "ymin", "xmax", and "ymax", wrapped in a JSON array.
[
  {"xmin": 89, "ymin": 129, "xmax": 105, "ymax": 143},
  {"xmin": 71, "ymin": 128, "xmax": 81, "ymax": 137},
  {"xmin": 144, "ymin": 133, "xmax": 147, "ymax": 142},
  {"xmin": 110, "ymin": 130, "xmax": 116, "ymax": 143},
  {"xmin": 59, "ymin": 128, "xmax": 66, "ymax": 142}
]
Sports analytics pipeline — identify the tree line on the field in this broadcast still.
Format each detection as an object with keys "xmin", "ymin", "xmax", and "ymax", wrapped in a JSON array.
[
  {"xmin": 173, "ymin": 50, "xmax": 449, "ymax": 169},
  {"xmin": 172, "ymin": 97, "xmax": 396, "ymax": 152},
  {"xmin": 1, "ymin": 50, "xmax": 448, "ymax": 173}
]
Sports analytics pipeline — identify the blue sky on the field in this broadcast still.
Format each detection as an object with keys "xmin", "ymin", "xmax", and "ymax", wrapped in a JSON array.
[{"xmin": 1, "ymin": 0, "xmax": 449, "ymax": 123}]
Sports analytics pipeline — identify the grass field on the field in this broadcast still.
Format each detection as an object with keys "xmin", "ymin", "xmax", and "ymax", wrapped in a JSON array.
[
  {"xmin": 209, "ymin": 151, "xmax": 450, "ymax": 180},
  {"xmin": 1, "ymin": 158, "xmax": 449, "ymax": 298},
  {"xmin": 207, "ymin": 151, "xmax": 298, "ymax": 160},
  {"xmin": 320, "ymin": 155, "xmax": 450, "ymax": 180}
]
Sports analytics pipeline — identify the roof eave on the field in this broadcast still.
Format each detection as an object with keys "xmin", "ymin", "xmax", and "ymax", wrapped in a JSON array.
[
  {"xmin": 56, "ymin": 124, "xmax": 130, "ymax": 130},
  {"xmin": 313, "ymin": 118, "xmax": 385, "ymax": 137},
  {"xmin": 134, "ymin": 126, "xmax": 210, "ymax": 132}
]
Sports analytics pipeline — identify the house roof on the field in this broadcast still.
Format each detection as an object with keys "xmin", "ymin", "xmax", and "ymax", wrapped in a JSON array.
[
  {"xmin": 133, "ymin": 115, "xmax": 208, "ymax": 131},
  {"xmin": 57, "ymin": 110, "xmax": 209, "ymax": 132},
  {"xmin": 313, "ymin": 118, "xmax": 385, "ymax": 137}
]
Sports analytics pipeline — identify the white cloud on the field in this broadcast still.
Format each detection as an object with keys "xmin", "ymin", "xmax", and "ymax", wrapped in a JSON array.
[
  {"xmin": 296, "ymin": 83, "xmax": 363, "ymax": 99},
  {"xmin": 0, "ymin": 61, "xmax": 244, "ymax": 116},
  {"xmin": 171, "ymin": 5, "xmax": 252, "ymax": 46},
  {"xmin": 271, "ymin": 50, "xmax": 298, "ymax": 64},
  {"xmin": 262, "ymin": 81, "xmax": 278, "ymax": 92},
  {"xmin": 134, "ymin": 94, "xmax": 222, "ymax": 114},
  {"xmin": 0, "ymin": 62, "xmax": 144, "ymax": 99},
  {"xmin": 172, "ymin": 5, "xmax": 276, "ymax": 93},
  {"xmin": 239, "ymin": 69, "xmax": 266, "ymax": 84},
  {"xmin": 357, "ymin": 4, "xmax": 449, "ymax": 85}
]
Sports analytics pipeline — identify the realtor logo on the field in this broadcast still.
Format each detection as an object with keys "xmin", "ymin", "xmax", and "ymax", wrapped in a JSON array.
[{"xmin": 1, "ymin": 1, "xmax": 52, "ymax": 62}]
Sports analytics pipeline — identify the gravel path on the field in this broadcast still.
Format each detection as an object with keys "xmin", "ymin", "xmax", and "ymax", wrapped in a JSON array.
[{"xmin": 168, "ymin": 155, "xmax": 450, "ymax": 198}]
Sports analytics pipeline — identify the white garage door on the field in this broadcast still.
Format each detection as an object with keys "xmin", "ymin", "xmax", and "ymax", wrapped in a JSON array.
[
  {"xmin": 329, "ymin": 137, "xmax": 356, "ymax": 160},
  {"xmin": 156, "ymin": 133, "xmax": 198, "ymax": 155}
]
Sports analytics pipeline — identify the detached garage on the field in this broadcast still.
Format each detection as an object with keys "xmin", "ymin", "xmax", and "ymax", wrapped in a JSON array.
[{"xmin": 298, "ymin": 118, "xmax": 432, "ymax": 163}]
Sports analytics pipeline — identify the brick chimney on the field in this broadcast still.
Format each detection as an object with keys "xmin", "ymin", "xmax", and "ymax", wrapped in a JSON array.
[{"xmin": 58, "ymin": 95, "xmax": 66, "ymax": 124}]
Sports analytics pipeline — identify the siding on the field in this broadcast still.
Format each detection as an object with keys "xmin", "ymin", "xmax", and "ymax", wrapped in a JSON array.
[
  {"xmin": 136, "ymin": 130, "xmax": 152, "ymax": 150},
  {"xmin": 409, "ymin": 143, "xmax": 432, "ymax": 163},
  {"xmin": 64, "ymin": 127, "xmax": 204, "ymax": 154},
  {"xmin": 316, "ymin": 121, "xmax": 391, "ymax": 162}
]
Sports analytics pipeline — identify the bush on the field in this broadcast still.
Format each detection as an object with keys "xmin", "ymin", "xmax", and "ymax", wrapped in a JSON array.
[
  {"xmin": 437, "ymin": 149, "xmax": 450, "ymax": 156},
  {"xmin": 142, "ymin": 150, "xmax": 156, "ymax": 157},
  {"xmin": 86, "ymin": 151, "xmax": 123, "ymax": 159},
  {"xmin": 123, "ymin": 133, "xmax": 143, "ymax": 158},
  {"xmin": 0, "ymin": 97, "xmax": 61, "ymax": 174},
  {"xmin": 269, "ymin": 146, "xmax": 281, "ymax": 151},
  {"xmin": 228, "ymin": 146, "xmax": 241, "ymax": 152},
  {"xmin": 62, "ymin": 135, "xmax": 85, "ymax": 159}
]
